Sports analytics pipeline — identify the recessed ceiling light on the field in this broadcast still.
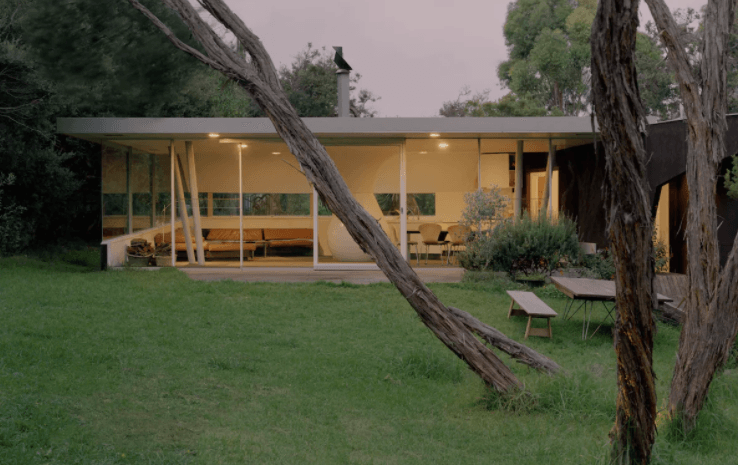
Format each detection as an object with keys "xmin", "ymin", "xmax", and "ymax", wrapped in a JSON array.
[
  {"xmin": 240, "ymin": 144, "xmax": 248, "ymax": 148},
  {"xmin": 208, "ymin": 133, "xmax": 219, "ymax": 138},
  {"xmin": 430, "ymin": 133, "xmax": 440, "ymax": 137},
  {"xmin": 272, "ymin": 152, "xmax": 281, "ymax": 155},
  {"xmin": 439, "ymin": 143, "xmax": 449, "ymax": 148}
]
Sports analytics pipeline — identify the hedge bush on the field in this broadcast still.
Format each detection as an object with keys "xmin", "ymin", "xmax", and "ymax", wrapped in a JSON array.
[{"xmin": 459, "ymin": 213, "xmax": 580, "ymax": 275}]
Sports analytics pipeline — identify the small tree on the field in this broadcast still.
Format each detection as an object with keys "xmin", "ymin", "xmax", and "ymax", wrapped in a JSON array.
[
  {"xmin": 459, "ymin": 185, "xmax": 509, "ymax": 237},
  {"xmin": 725, "ymin": 155, "xmax": 738, "ymax": 199}
]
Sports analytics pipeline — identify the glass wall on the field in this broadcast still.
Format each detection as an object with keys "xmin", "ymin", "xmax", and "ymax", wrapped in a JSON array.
[
  {"xmin": 101, "ymin": 144, "xmax": 171, "ymax": 240},
  {"xmin": 316, "ymin": 144, "xmax": 401, "ymax": 266}
]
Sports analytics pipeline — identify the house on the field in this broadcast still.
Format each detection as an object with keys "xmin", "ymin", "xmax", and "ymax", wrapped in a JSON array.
[
  {"xmin": 557, "ymin": 116, "xmax": 738, "ymax": 274},
  {"xmin": 57, "ymin": 116, "xmax": 603, "ymax": 270}
]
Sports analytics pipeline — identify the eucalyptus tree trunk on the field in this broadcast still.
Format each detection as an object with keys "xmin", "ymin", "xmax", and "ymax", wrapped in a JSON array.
[
  {"xmin": 127, "ymin": 0, "xmax": 562, "ymax": 392},
  {"xmin": 644, "ymin": 0, "xmax": 738, "ymax": 432},
  {"xmin": 591, "ymin": 0, "xmax": 657, "ymax": 462}
]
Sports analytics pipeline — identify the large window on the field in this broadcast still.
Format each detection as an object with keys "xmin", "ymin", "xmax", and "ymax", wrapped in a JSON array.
[
  {"xmin": 158, "ymin": 192, "xmax": 208, "ymax": 217},
  {"xmin": 243, "ymin": 193, "xmax": 310, "ymax": 216},
  {"xmin": 375, "ymin": 193, "xmax": 436, "ymax": 216},
  {"xmin": 213, "ymin": 193, "xmax": 239, "ymax": 216},
  {"xmin": 102, "ymin": 193, "xmax": 127, "ymax": 216},
  {"xmin": 212, "ymin": 193, "xmax": 312, "ymax": 216}
]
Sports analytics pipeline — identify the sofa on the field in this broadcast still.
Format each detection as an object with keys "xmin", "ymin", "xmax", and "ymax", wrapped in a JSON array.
[
  {"xmin": 205, "ymin": 228, "xmax": 261, "ymax": 259},
  {"xmin": 262, "ymin": 228, "xmax": 313, "ymax": 254},
  {"xmin": 153, "ymin": 227, "xmax": 313, "ymax": 260},
  {"xmin": 154, "ymin": 229, "xmax": 209, "ymax": 252}
]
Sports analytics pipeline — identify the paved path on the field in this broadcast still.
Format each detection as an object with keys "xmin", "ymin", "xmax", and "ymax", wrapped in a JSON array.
[{"xmin": 182, "ymin": 267, "xmax": 465, "ymax": 285}]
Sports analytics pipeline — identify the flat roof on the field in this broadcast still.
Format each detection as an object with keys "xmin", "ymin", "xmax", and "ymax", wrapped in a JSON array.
[{"xmin": 58, "ymin": 116, "xmax": 598, "ymax": 141}]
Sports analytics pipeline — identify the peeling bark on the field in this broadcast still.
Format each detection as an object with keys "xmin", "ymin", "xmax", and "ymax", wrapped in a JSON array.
[
  {"xmin": 644, "ymin": 0, "xmax": 738, "ymax": 432},
  {"xmin": 126, "ymin": 0, "xmax": 562, "ymax": 393},
  {"xmin": 591, "ymin": 0, "xmax": 657, "ymax": 462}
]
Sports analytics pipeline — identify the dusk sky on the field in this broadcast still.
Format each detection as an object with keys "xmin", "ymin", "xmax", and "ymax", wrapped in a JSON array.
[{"xmin": 221, "ymin": 1, "xmax": 705, "ymax": 117}]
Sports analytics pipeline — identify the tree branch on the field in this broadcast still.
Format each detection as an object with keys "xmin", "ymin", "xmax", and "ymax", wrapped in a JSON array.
[{"xmin": 643, "ymin": 0, "xmax": 703, "ymax": 121}]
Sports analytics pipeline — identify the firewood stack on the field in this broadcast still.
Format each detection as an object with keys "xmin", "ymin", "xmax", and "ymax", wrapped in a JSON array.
[{"xmin": 127, "ymin": 238, "xmax": 154, "ymax": 257}]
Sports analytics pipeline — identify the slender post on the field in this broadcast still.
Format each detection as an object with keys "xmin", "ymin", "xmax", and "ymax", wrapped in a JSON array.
[
  {"xmin": 239, "ymin": 144, "xmax": 243, "ymax": 269},
  {"xmin": 174, "ymin": 151, "xmax": 195, "ymax": 263},
  {"xmin": 548, "ymin": 140, "xmax": 556, "ymax": 217},
  {"xmin": 126, "ymin": 146, "xmax": 133, "ymax": 234},
  {"xmin": 185, "ymin": 141, "xmax": 205, "ymax": 264},
  {"xmin": 169, "ymin": 142, "xmax": 176, "ymax": 267},
  {"xmin": 514, "ymin": 140, "xmax": 524, "ymax": 218},
  {"xmin": 400, "ymin": 140, "xmax": 407, "ymax": 260},
  {"xmin": 150, "ymin": 153, "xmax": 156, "ymax": 228},
  {"xmin": 313, "ymin": 186, "xmax": 319, "ymax": 268}
]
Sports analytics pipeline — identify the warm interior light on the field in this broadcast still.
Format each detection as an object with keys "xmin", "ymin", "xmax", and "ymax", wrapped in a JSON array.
[
  {"xmin": 439, "ymin": 143, "xmax": 449, "ymax": 148},
  {"xmin": 419, "ymin": 151, "xmax": 428, "ymax": 154},
  {"xmin": 430, "ymin": 133, "xmax": 440, "ymax": 137},
  {"xmin": 208, "ymin": 133, "xmax": 220, "ymax": 138},
  {"xmin": 240, "ymin": 144, "xmax": 248, "ymax": 148},
  {"xmin": 272, "ymin": 152, "xmax": 281, "ymax": 155}
]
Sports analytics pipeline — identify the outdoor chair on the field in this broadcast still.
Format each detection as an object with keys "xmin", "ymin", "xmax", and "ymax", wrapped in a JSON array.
[
  {"xmin": 418, "ymin": 223, "xmax": 446, "ymax": 265},
  {"xmin": 446, "ymin": 224, "xmax": 471, "ymax": 265}
]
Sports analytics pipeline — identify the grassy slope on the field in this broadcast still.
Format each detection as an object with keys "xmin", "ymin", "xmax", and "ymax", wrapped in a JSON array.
[{"xmin": 0, "ymin": 255, "xmax": 736, "ymax": 464}]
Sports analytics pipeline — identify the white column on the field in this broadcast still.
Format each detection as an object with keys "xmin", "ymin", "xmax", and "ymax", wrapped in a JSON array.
[
  {"xmin": 174, "ymin": 150, "xmax": 195, "ymax": 263},
  {"xmin": 185, "ymin": 141, "xmax": 205, "ymax": 265},
  {"xmin": 400, "ymin": 140, "xmax": 408, "ymax": 260},
  {"xmin": 313, "ymin": 186, "xmax": 319, "ymax": 268},
  {"xmin": 514, "ymin": 140, "xmax": 524, "ymax": 218},
  {"xmin": 547, "ymin": 139, "xmax": 556, "ymax": 217},
  {"xmin": 239, "ymin": 145, "xmax": 244, "ymax": 269},
  {"xmin": 170, "ymin": 143, "xmax": 176, "ymax": 267},
  {"xmin": 126, "ymin": 147, "xmax": 133, "ymax": 234},
  {"xmin": 150, "ymin": 153, "xmax": 156, "ymax": 228}
]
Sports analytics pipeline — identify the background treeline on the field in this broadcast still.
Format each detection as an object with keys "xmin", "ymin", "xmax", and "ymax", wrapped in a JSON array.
[{"xmin": 0, "ymin": 0, "xmax": 377, "ymax": 255}]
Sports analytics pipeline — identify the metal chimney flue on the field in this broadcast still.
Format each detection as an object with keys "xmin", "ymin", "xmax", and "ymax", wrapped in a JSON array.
[{"xmin": 333, "ymin": 46, "xmax": 352, "ymax": 117}]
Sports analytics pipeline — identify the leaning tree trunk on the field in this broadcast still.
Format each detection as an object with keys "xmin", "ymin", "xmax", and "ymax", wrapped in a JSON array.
[
  {"xmin": 644, "ymin": 0, "xmax": 738, "ymax": 432},
  {"xmin": 126, "ymin": 0, "xmax": 563, "ymax": 392},
  {"xmin": 591, "ymin": 0, "xmax": 657, "ymax": 463}
]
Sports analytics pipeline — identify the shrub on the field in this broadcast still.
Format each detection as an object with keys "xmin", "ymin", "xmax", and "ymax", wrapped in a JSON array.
[
  {"xmin": 459, "ymin": 212, "xmax": 580, "ymax": 275},
  {"xmin": 725, "ymin": 154, "xmax": 738, "ymax": 200},
  {"xmin": 0, "ymin": 173, "xmax": 29, "ymax": 256},
  {"xmin": 580, "ymin": 249, "xmax": 615, "ymax": 280}
]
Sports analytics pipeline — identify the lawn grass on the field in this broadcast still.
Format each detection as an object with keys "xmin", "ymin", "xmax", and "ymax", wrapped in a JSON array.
[{"xmin": 1, "ymin": 254, "xmax": 737, "ymax": 464}]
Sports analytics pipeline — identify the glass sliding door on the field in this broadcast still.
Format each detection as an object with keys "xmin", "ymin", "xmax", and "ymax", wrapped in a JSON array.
[{"xmin": 405, "ymin": 139, "xmax": 478, "ymax": 266}]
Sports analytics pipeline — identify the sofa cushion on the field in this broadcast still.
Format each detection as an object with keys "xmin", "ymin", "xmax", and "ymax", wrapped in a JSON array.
[
  {"xmin": 268, "ymin": 239, "xmax": 313, "ymax": 248},
  {"xmin": 263, "ymin": 228, "xmax": 313, "ymax": 241},
  {"xmin": 208, "ymin": 242, "xmax": 257, "ymax": 252},
  {"xmin": 155, "ymin": 229, "xmax": 209, "ymax": 250},
  {"xmin": 206, "ymin": 228, "xmax": 264, "ymax": 242}
]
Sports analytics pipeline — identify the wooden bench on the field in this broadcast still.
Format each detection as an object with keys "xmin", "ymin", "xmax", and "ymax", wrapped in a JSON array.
[{"xmin": 506, "ymin": 290, "xmax": 558, "ymax": 339}]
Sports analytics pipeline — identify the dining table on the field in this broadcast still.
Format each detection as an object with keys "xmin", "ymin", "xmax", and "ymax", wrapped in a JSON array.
[{"xmin": 550, "ymin": 276, "xmax": 673, "ymax": 339}]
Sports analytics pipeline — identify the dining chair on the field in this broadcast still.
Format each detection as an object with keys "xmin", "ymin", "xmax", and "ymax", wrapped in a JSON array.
[
  {"xmin": 418, "ymin": 223, "xmax": 445, "ymax": 265},
  {"xmin": 389, "ymin": 224, "xmax": 419, "ymax": 266},
  {"xmin": 446, "ymin": 224, "xmax": 471, "ymax": 265}
]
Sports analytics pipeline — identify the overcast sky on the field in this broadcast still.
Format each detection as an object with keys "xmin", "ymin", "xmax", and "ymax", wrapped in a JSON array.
[{"xmin": 221, "ymin": 0, "xmax": 705, "ymax": 117}]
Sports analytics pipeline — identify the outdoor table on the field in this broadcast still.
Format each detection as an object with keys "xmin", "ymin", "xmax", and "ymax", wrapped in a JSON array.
[{"xmin": 550, "ymin": 277, "xmax": 673, "ymax": 339}]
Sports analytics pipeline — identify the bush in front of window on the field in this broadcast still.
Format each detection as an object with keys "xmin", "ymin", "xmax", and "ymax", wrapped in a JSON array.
[{"xmin": 459, "ymin": 212, "xmax": 579, "ymax": 277}]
